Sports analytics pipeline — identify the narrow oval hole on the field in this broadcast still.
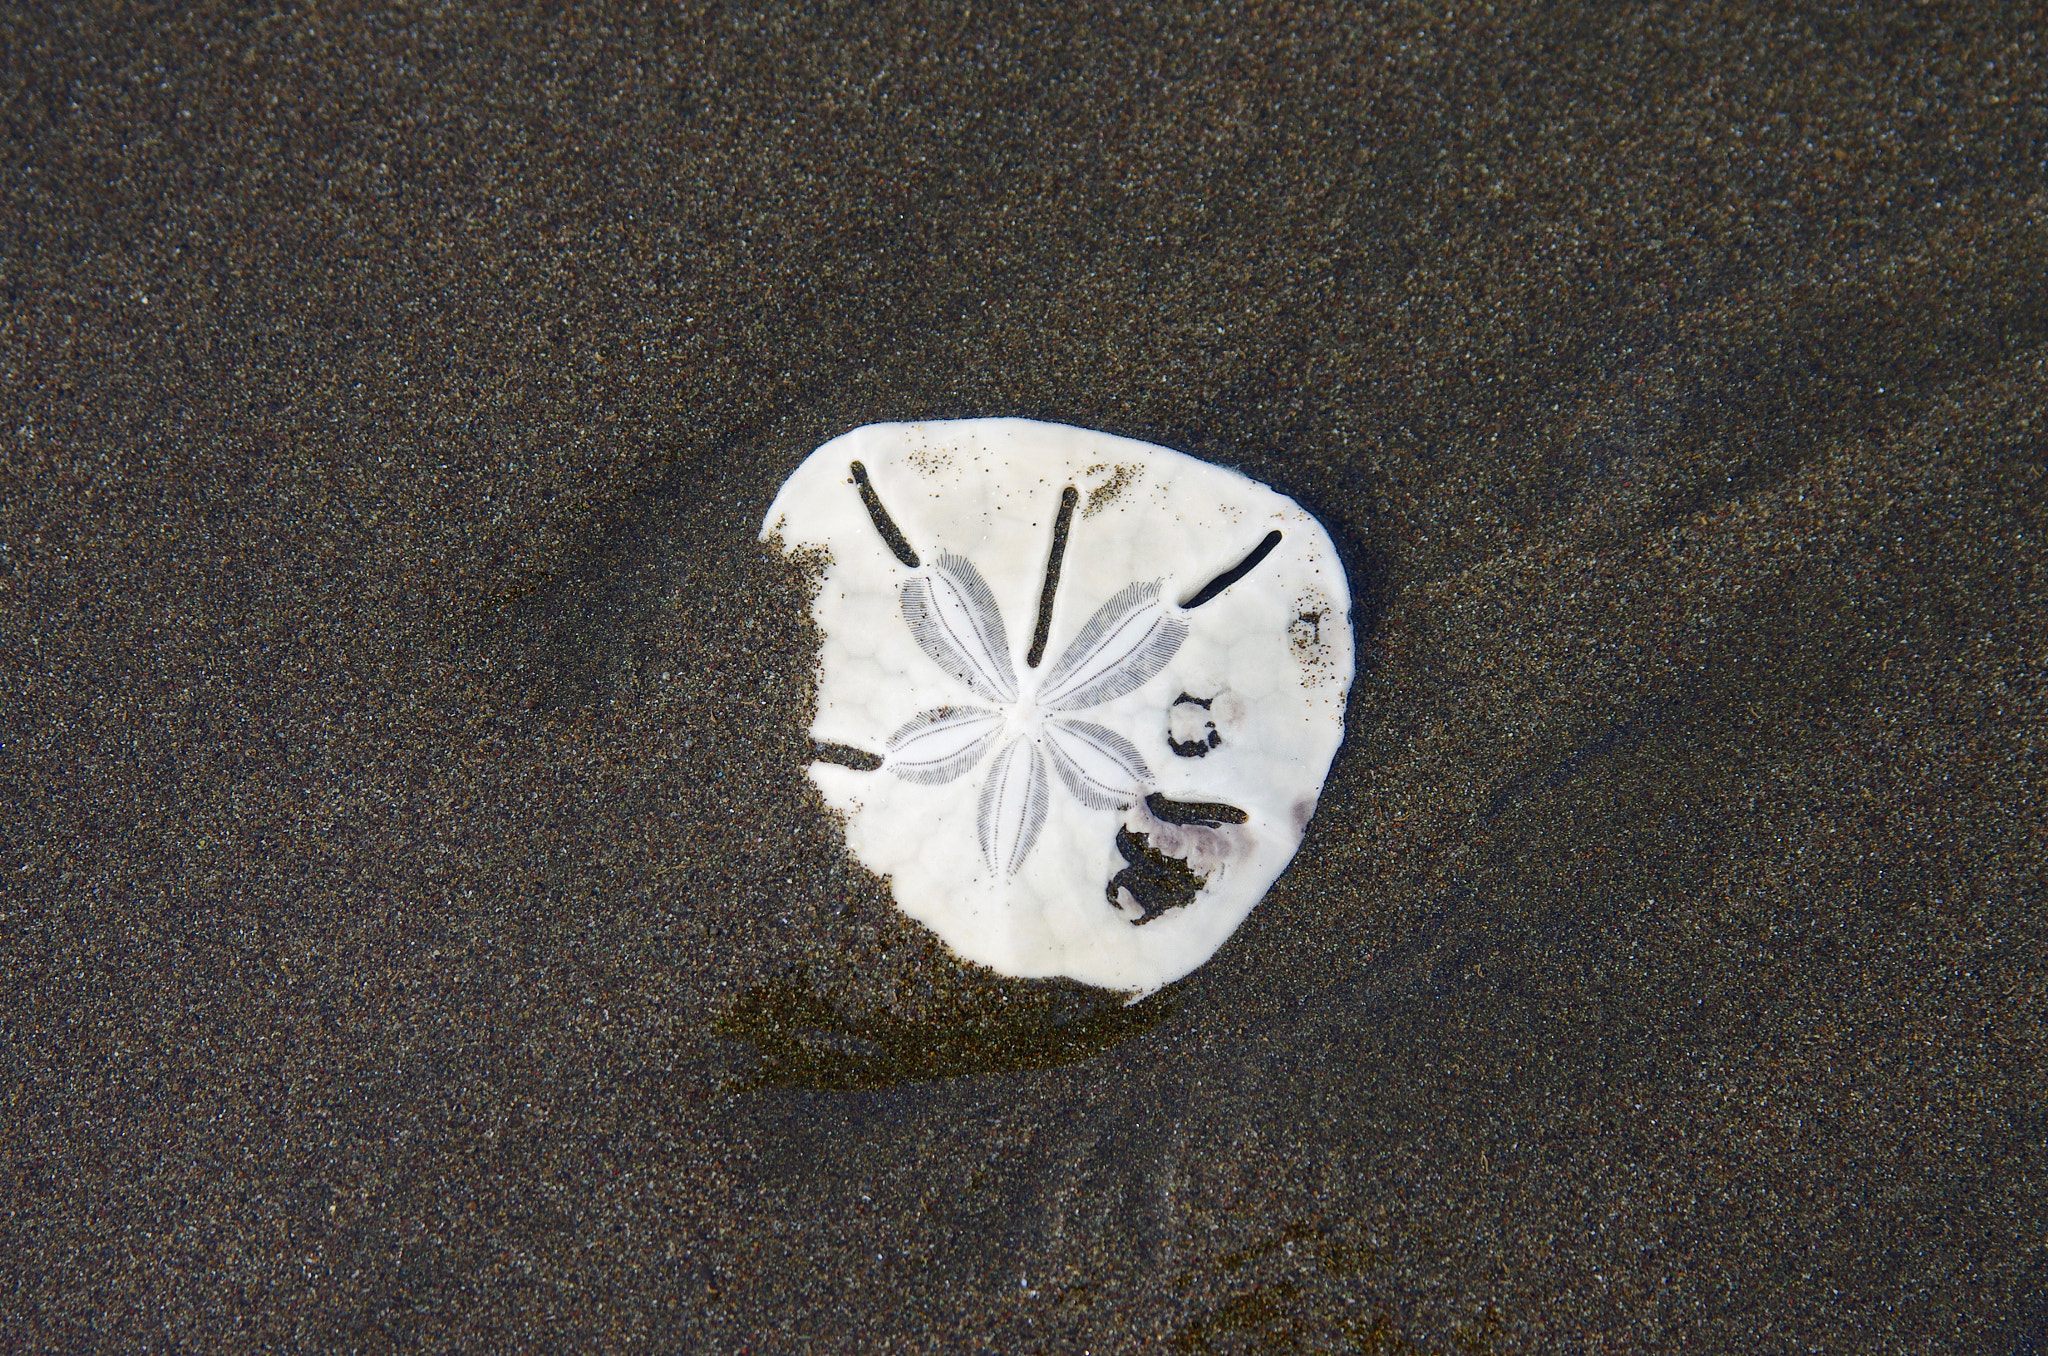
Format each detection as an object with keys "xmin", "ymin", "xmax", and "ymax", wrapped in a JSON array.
[
  {"xmin": 850, "ymin": 461, "xmax": 920, "ymax": 568},
  {"xmin": 1144, "ymin": 791, "xmax": 1249, "ymax": 826},
  {"xmin": 1180, "ymin": 530, "xmax": 1281, "ymax": 609},
  {"xmin": 813, "ymin": 741, "xmax": 883, "ymax": 771},
  {"xmin": 1026, "ymin": 486, "xmax": 1080, "ymax": 668}
]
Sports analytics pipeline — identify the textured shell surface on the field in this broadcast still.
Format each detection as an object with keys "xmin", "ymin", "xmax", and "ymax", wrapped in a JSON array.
[{"xmin": 759, "ymin": 418, "xmax": 1353, "ymax": 997}]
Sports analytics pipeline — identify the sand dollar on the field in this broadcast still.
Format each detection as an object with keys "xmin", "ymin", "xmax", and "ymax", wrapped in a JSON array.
[{"xmin": 760, "ymin": 418, "xmax": 1353, "ymax": 997}]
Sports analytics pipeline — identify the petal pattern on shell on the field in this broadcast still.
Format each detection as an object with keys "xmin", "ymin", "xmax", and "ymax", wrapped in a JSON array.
[
  {"xmin": 977, "ymin": 738, "xmax": 1049, "ymax": 878},
  {"xmin": 1043, "ymin": 719, "xmax": 1153, "ymax": 809},
  {"xmin": 900, "ymin": 550, "xmax": 1018, "ymax": 703},
  {"xmin": 1038, "ymin": 580, "xmax": 1189, "ymax": 711},
  {"xmin": 884, "ymin": 706, "xmax": 1003, "ymax": 784}
]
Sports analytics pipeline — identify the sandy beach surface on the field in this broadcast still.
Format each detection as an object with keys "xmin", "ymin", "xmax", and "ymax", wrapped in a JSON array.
[{"xmin": 4, "ymin": 3, "xmax": 2043, "ymax": 1351}]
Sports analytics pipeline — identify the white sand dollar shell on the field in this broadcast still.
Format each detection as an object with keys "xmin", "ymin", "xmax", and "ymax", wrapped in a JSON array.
[{"xmin": 760, "ymin": 418, "xmax": 1354, "ymax": 997}]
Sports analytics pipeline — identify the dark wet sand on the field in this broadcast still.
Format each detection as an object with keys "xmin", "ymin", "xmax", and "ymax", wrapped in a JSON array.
[{"xmin": 4, "ymin": 4, "xmax": 2043, "ymax": 1352}]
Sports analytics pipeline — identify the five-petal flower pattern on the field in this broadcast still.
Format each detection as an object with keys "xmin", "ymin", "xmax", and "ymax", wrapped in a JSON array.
[{"xmin": 883, "ymin": 551, "xmax": 1187, "ymax": 876}]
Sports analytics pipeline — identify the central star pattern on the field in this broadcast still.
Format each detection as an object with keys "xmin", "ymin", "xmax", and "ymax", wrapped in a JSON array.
[{"xmin": 882, "ymin": 551, "xmax": 1189, "ymax": 876}]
